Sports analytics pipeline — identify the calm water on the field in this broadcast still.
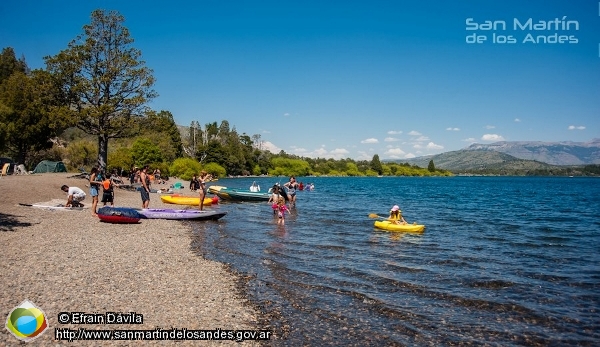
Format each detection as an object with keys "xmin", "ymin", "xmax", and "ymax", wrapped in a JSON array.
[{"xmin": 189, "ymin": 176, "xmax": 600, "ymax": 346}]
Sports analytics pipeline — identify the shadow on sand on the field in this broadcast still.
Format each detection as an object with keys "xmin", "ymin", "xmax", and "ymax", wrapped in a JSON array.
[{"xmin": 0, "ymin": 212, "xmax": 33, "ymax": 231}]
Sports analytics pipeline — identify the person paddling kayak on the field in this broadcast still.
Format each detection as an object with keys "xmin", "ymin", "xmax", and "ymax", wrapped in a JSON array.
[{"xmin": 388, "ymin": 205, "xmax": 408, "ymax": 225}]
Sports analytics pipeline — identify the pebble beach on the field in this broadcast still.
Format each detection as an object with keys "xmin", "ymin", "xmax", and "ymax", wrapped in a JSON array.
[{"xmin": 0, "ymin": 173, "xmax": 262, "ymax": 346}]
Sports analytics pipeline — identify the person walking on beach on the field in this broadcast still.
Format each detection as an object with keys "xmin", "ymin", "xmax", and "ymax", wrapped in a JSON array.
[
  {"xmin": 61, "ymin": 185, "xmax": 86, "ymax": 207},
  {"xmin": 198, "ymin": 171, "xmax": 212, "ymax": 211},
  {"xmin": 284, "ymin": 176, "xmax": 299, "ymax": 207},
  {"xmin": 140, "ymin": 165, "xmax": 151, "ymax": 208},
  {"xmin": 89, "ymin": 167, "xmax": 101, "ymax": 216}
]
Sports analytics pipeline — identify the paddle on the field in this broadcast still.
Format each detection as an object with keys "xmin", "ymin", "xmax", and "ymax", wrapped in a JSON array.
[
  {"xmin": 368, "ymin": 213, "xmax": 387, "ymax": 219},
  {"xmin": 19, "ymin": 203, "xmax": 83, "ymax": 210}
]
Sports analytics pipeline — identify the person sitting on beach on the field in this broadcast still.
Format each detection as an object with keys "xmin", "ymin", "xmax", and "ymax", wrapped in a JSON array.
[
  {"xmin": 250, "ymin": 181, "xmax": 260, "ymax": 192},
  {"xmin": 388, "ymin": 205, "xmax": 408, "ymax": 225},
  {"xmin": 61, "ymin": 185, "xmax": 86, "ymax": 207}
]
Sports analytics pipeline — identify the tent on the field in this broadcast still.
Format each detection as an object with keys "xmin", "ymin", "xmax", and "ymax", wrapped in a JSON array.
[{"xmin": 33, "ymin": 160, "xmax": 67, "ymax": 173}]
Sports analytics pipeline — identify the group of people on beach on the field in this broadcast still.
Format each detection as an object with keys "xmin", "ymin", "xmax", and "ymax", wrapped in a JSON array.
[
  {"xmin": 62, "ymin": 165, "xmax": 160, "ymax": 216},
  {"xmin": 61, "ymin": 166, "xmax": 117, "ymax": 216}
]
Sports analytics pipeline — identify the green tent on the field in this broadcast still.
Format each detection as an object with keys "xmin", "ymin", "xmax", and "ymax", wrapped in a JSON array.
[{"xmin": 33, "ymin": 160, "xmax": 67, "ymax": 173}]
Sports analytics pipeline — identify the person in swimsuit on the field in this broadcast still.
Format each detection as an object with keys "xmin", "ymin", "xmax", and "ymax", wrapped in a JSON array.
[
  {"xmin": 275, "ymin": 196, "xmax": 289, "ymax": 225},
  {"xmin": 284, "ymin": 176, "xmax": 299, "ymax": 207},
  {"xmin": 89, "ymin": 167, "xmax": 101, "ymax": 216},
  {"xmin": 140, "ymin": 165, "xmax": 151, "ymax": 208},
  {"xmin": 198, "ymin": 171, "xmax": 212, "ymax": 211}
]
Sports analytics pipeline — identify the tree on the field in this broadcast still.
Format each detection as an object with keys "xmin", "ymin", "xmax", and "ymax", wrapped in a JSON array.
[
  {"xmin": 140, "ymin": 110, "xmax": 183, "ymax": 162},
  {"xmin": 0, "ymin": 71, "xmax": 59, "ymax": 166},
  {"xmin": 428, "ymin": 159, "xmax": 436, "ymax": 172},
  {"xmin": 131, "ymin": 137, "xmax": 162, "ymax": 166},
  {"xmin": 370, "ymin": 154, "xmax": 383, "ymax": 175},
  {"xmin": 44, "ymin": 9, "xmax": 157, "ymax": 171},
  {"xmin": 0, "ymin": 47, "xmax": 27, "ymax": 84}
]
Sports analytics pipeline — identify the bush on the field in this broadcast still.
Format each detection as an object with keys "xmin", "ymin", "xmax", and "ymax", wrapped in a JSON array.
[{"xmin": 169, "ymin": 158, "xmax": 201, "ymax": 181}]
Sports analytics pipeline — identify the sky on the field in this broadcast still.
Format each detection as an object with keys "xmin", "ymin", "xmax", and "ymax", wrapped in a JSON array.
[{"xmin": 1, "ymin": 0, "xmax": 599, "ymax": 160}]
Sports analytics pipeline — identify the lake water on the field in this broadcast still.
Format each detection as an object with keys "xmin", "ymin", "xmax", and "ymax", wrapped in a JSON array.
[{"xmin": 189, "ymin": 176, "xmax": 600, "ymax": 346}]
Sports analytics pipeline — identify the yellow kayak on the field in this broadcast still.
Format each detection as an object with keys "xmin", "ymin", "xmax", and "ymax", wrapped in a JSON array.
[
  {"xmin": 160, "ymin": 195, "xmax": 216, "ymax": 206},
  {"xmin": 374, "ymin": 220, "xmax": 425, "ymax": 233}
]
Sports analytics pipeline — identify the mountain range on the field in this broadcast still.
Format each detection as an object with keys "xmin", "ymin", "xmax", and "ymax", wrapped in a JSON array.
[{"xmin": 395, "ymin": 139, "xmax": 600, "ymax": 172}]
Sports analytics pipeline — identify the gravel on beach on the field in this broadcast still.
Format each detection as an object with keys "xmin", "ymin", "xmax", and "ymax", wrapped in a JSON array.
[{"xmin": 0, "ymin": 173, "xmax": 263, "ymax": 346}]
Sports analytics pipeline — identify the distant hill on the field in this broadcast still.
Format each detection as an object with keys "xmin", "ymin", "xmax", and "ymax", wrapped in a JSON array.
[
  {"xmin": 464, "ymin": 139, "xmax": 600, "ymax": 165},
  {"xmin": 394, "ymin": 150, "xmax": 559, "ymax": 172}
]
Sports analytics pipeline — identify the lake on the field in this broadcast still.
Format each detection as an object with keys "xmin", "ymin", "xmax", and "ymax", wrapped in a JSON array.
[{"xmin": 189, "ymin": 176, "xmax": 600, "ymax": 346}]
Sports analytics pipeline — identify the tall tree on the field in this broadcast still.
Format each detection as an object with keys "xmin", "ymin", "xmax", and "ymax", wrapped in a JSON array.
[
  {"xmin": 44, "ymin": 9, "xmax": 157, "ymax": 170},
  {"xmin": 0, "ymin": 71, "xmax": 60, "ymax": 166},
  {"xmin": 370, "ymin": 154, "xmax": 383, "ymax": 175},
  {"xmin": 0, "ymin": 47, "xmax": 27, "ymax": 84},
  {"xmin": 140, "ymin": 110, "xmax": 183, "ymax": 162},
  {"xmin": 428, "ymin": 159, "xmax": 436, "ymax": 172}
]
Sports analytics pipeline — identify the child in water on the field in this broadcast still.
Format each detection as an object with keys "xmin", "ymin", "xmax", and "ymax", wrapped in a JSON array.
[
  {"xmin": 389, "ymin": 205, "xmax": 408, "ymax": 225},
  {"xmin": 275, "ymin": 196, "xmax": 289, "ymax": 225}
]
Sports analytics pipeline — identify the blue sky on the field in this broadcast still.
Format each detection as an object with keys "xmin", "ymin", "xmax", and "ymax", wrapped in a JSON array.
[{"xmin": 1, "ymin": 0, "xmax": 598, "ymax": 160}]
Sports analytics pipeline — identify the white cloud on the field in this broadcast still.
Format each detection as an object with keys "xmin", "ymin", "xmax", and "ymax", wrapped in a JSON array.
[
  {"xmin": 290, "ymin": 146, "xmax": 308, "ymax": 155},
  {"xmin": 262, "ymin": 141, "xmax": 282, "ymax": 153},
  {"xmin": 313, "ymin": 147, "xmax": 328, "ymax": 156},
  {"xmin": 283, "ymin": 112, "xmax": 290, "ymax": 117},
  {"xmin": 408, "ymin": 130, "xmax": 421, "ymax": 136},
  {"xmin": 331, "ymin": 148, "xmax": 349, "ymax": 155},
  {"xmin": 404, "ymin": 153, "xmax": 416, "ymax": 159},
  {"xmin": 514, "ymin": 118, "xmax": 521, "ymax": 122},
  {"xmin": 361, "ymin": 138, "xmax": 379, "ymax": 144},
  {"xmin": 387, "ymin": 130, "xmax": 402, "ymax": 135},
  {"xmin": 462, "ymin": 137, "xmax": 477, "ymax": 143},
  {"xmin": 384, "ymin": 137, "xmax": 399, "ymax": 142},
  {"xmin": 481, "ymin": 134, "xmax": 505, "ymax": 141},
  {"xmin": 568, "ymin": 125, "xmax": 586, "ymax": 130},
  {"xmin": 446, "ymin": 127, "xmax": 460, "ymax": 131},
  {"xmin": 385, "ymin": 148, "xmax": 406, "ymax": 156},
  {"xmin": 485, "ymin": 125, "xmax": 495, "ymax": 129},
  {"xmin": 426, "ymin": 142, "xmax": 444, "ymax": 150}
]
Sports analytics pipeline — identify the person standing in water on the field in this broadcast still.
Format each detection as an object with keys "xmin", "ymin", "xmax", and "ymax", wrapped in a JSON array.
[{"xmin": 284, "ymin": 176, "xmax": 299, "ymax": 207}]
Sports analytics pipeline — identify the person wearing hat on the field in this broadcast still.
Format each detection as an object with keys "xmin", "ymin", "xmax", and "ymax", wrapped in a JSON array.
[{"xmin": 388, "ymin": 205, "xmax": 408, "ymax": 225}]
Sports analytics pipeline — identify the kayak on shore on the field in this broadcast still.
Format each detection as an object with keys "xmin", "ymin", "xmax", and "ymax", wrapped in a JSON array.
[{"xmin": 160, "ymin": 195, "xmax": 217, "ymax": 206}]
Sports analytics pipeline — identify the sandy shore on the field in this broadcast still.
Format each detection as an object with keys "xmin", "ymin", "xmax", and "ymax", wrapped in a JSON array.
[{"xmin": 0, "ymin": 173, "xmax": 263, "ymax": 345}]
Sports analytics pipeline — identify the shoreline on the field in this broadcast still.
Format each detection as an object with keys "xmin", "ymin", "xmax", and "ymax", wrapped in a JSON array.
[{"xmin": 0, "ymin": 173, "xmax": 263, "ymax": 345}]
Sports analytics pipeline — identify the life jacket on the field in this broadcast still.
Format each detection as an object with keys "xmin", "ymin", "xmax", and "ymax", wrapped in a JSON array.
[
  {"xmin": 389, "ymin": 210, "xmax": 402, "ymax": 220},
  {"xmin": 102, "ymin": 179, "xmax": 111, "ymax": 190}
]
